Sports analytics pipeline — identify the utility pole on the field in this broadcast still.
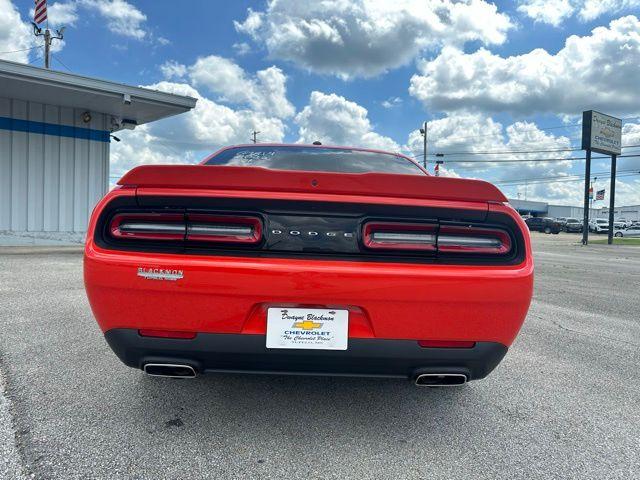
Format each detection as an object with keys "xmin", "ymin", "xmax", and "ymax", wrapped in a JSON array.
[
  {"xmin": 32, "ymin": 23, "xmax": 65, "ymax": 69},
  {"xmin": 419, "ymin": 121, "xmax": 427, "ymax": 170},
  {"xmin": 251, "ymin": 130, "xmax": 260, "ymax": 144}
]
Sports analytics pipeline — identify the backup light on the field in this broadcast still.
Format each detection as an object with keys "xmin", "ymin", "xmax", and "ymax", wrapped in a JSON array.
[
  {"xmin": 363, "ymin": 222, "xmax": 437, "ymax": 251},
  {"xmin": 437, "ymin": 225, "xmax": 511, "ymax": 254},
  {"xmin": 110, "ymin": 213, "xmax": 185, "ymax": 241},
  {"xmin": 186, "ymin": 214, "xmax": 262, "ymax": 244}
]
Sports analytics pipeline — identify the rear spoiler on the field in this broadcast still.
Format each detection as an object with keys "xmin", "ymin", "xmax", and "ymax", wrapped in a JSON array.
[{"xmin": 118, "ymin": 165, "xmax": 507, "ymax": 203}]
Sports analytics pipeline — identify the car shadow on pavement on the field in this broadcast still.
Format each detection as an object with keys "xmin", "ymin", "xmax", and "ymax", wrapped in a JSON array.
[{"xmin": 123, "ymin": 371, "xmax": 476, "ymax": 444}]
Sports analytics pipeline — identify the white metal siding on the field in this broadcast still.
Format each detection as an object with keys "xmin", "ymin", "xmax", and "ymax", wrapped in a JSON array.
[{"xmin": 0, "ymin": 96, "xmax": 109, "ymax": 233}]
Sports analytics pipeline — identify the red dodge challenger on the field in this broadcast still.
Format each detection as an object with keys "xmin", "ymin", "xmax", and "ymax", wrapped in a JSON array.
[{"xmin": 84, "ymin": 144, "xmax": 533, "ymax": 386}]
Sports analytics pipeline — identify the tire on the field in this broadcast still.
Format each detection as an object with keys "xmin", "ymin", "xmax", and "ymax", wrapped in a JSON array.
[
  {"xmin": 544, "ymin": 227, "xmax": 551, "ymax": 234},
  {"xmin": 615, "ymin": 232, "xmax": 623, "ymax": 237}
]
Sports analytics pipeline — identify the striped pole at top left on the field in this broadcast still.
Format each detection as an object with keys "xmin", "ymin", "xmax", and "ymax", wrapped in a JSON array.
[{"xmin": 34, "ymin": 0, "xmax": 47, "ymax": 24}]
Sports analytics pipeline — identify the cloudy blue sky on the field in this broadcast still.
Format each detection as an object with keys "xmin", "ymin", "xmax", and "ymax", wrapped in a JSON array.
[{"xmin": 2, "ymin": 0, "xmax": 640, "ymax": 205}]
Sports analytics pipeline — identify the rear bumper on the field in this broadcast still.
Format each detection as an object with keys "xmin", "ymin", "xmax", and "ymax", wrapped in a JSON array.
[
  {"xmin": 105, "ymin": 328, "xmax": 508, "ymax": 381},
  {"xmin": 85, "ymin": 248, "xmax": 533, "ymax": 346}
]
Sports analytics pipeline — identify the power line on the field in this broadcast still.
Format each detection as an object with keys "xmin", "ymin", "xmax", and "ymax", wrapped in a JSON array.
[
  {"xmin": 51, "ymin": 53, "xmax": 71, "ymax": 72},
  {"xmin": 495, "ymin": 172, "xmax": 640, "ymax": 188},
  {"xmin": 421, "ymin": 116, "xmax": 640, "ymax": 147},
  {"xmin": 412, "ymin": 143, "xmax": 640, "ymax": 158},
  {"xmin": 412, "ymin": 147, "xmax": 580, "ymax": 158},
  {"xmin": 433, "ymin": 153, "xmax": 640, "ymax": 165},
  {"xmin": 423, "ymin": 122, "xmax": 582, "ymax": 144},
  {"xmin": 0, "ymin": 45, "xmax": 42, "ymax": 54},
  {"xmin": 492, "ymin": 169, "xmax": 639, "ymax": 186}
]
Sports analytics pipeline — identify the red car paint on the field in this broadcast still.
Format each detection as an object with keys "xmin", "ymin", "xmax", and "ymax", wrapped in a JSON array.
[{"xmin": 84, "ymin": 144, "xmax": 533, "ymax": 381}]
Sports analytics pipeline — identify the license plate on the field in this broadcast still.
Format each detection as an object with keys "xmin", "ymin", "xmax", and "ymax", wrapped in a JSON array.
[{"xmin": 266, "ymin": 308, "xmax": 348, "ymax": 350}]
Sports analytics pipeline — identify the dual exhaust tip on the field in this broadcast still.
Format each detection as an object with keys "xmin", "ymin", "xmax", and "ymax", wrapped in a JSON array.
[
  {"xmin": 143, "ymin": 363, "xmax": 196, "ymax": 378},
  {"xmin": 142, "ymin": 364, "xmax": 467, "ymax": 386},
  {"xmin": 414, "ymin": 373, "xmax": 467, "ymax": 387}
]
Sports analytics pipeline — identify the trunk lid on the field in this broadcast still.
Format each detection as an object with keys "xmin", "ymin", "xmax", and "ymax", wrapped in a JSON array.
[{"xmin": 118, "ymin": 165, "xmax": 507, "ymax": 204}]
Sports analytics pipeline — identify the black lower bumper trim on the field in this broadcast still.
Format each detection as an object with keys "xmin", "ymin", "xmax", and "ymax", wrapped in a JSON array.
[{"xmin": 104, "ymin": 329, "xmax": 508, "ymax": 381}]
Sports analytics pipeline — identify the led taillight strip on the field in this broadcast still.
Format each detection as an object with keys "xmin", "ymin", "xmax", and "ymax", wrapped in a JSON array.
[
  {"xmin": 109, "ymin": 213, "xmax": 263, "ymax": 244},
  {"xmin": 363, "ymin": 222, "xmax": 511, "ymax": 255},
  {"xmin": 438, "ymin": 225, "xmax": 511, "ymax": 254},
  {"xmin": 186, "ymin": 214, "xmax": 262, "ymax": 244},
  {"xmin": 110, "ymin": 213, "xmax": 185, "ymax": 241},
  {"xmin": 363, "ymin": 222, "xmax": 437, "ymax": 251}
]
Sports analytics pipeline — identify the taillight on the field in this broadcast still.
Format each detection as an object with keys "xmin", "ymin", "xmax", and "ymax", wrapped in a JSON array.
[
  {"xmin": 110, "ymin": 213, "xmax": 185, "ymax": 240},
  {"xmin": 438, "ymin": 225, "xmax": 511, "ymax": 254},
  {"xmin": 362, "ymin": 222, "xmax": 511, "ymax": 255},
  {"xmin": 362, "ymin": 222, "xmax": 437, "ymax": 251},
  {"xmin": 108, "ymin": 212, "xmax": 263, "ymax": 245},
  {"xmin": 186, "ymin": 214, "xmax": 262, "ymax": 244}
]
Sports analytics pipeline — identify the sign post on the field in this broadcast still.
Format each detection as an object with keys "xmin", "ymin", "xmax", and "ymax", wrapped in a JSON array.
[
  {"xmin": 608, "ymin": 155, "xmax": 617, "ymax": 244},
  {"xmin": 581, "ymin": 111, "xmax": 622, "ymax": 245},
  {"xmin": 581, "ymin": 149, "xmax": 591, "ymax": 245}
]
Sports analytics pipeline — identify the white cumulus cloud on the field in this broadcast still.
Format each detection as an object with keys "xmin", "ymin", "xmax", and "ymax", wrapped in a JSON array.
[
  {"xmin": 517, "ymin": 0, "xmax": 574, "ymax": 26},
  {"xmin": 159, "ymin": 60, "xmax": 187, "ymax": 80},
  {"xmin": 409, "ymin": 16, "xmax": 640, "ymax": 116},
  {"xmin": 295, "ymin": 91, "xmax": 399, "ymax": 151},
  {"xmin": 47, "ymin": 2, "xmax": 79, "ymax": 26},
  {"xmin": 232, "ymin": 42, "xmax": 251, "ymax": 56},
  {"xmin": 235, "ymin": 0, "xmax": 513, "ymax": 78},
  {"xmin": 518, "ymin": 0, "xmax": 640, "ymax": 25},
  {"xmin": 0, "ymin": 0, "xmax": 37, "ymax": 63},
  {"xmin": 187, "ymin": 55, "xmax": 295, "ymax": 119},
  {"xmin": 81, "ymin": 0, "xmax": 147, "ymax": 40},
  {"xmin": 110, "ymin": 81, "xmax": 288, "ymax": 177}
]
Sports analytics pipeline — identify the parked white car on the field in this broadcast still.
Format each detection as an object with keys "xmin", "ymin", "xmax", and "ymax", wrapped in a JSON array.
[
  {"xmin": 617, "ymin": 219, "xmax": 633, "ymax": 227},
  {"xmin": 613, "ymin": 225, "xmax": 640, "ymax": 237},
  {"xmin": 589, "ymin": 219, "xmax": 610, "ymax": 233}
]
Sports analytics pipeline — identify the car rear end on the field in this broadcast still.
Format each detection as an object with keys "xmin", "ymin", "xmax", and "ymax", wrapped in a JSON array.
[
  {"xmin": 564, "ymin": 219, "xmax": 582, "ymax": 233},
  {"xmin": 84, "ymin": 158, "xmax": 533, "ymax": 386}
]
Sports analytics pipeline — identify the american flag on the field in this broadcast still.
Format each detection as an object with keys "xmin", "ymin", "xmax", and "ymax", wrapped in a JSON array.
[
  {"xmin": 596, "ymin": 189, "xmax": 605, "ymax": 200},
  {"xmin": 34, "ymin": 0, "xmax": 47, "ymax": 25}
]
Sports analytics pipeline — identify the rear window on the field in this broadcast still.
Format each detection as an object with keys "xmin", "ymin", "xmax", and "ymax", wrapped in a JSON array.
[{"xmin": 204, "ymin": 146, "xmax": 425, "ymax": 175}]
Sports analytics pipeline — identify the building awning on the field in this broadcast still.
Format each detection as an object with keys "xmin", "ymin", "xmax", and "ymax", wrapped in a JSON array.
[{"xmin": 0, "ymin": 59, "xmax": 196, "ymax": 130}]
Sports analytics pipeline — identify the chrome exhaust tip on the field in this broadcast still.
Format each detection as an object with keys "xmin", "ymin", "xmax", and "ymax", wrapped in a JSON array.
[
  {"xmin": 414, "ymin": 373, "xmax": 467, "ymax": 387},
  {"xmin": 143, "ymin": 363, "xmax": 197, "ymax": 378}
]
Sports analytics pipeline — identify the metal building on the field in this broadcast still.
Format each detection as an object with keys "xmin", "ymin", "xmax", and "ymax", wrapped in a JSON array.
[
  {"xmin": 508, "ymin": 198, "xmax": 602, "ymax": 219},
  {"xmin": 0, "ymin": 59, "xmax": 196, "ymax": 242}
]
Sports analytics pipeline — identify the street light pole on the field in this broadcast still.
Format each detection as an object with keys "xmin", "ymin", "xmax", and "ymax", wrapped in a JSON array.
[{"xmin": 419, "ymin": 122, "xmax": 428, "ymax": 170}]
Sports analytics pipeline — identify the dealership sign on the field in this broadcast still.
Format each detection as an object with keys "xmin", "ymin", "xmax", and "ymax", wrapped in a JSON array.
[{"xmin": 582, "ymin": 110, "xmax": 622, "ymax": 155}]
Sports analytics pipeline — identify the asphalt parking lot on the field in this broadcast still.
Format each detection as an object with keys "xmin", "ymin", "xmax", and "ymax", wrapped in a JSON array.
[{"xmin": 1, "ymin": 232, "xmax": 639, "ymax": 479}]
